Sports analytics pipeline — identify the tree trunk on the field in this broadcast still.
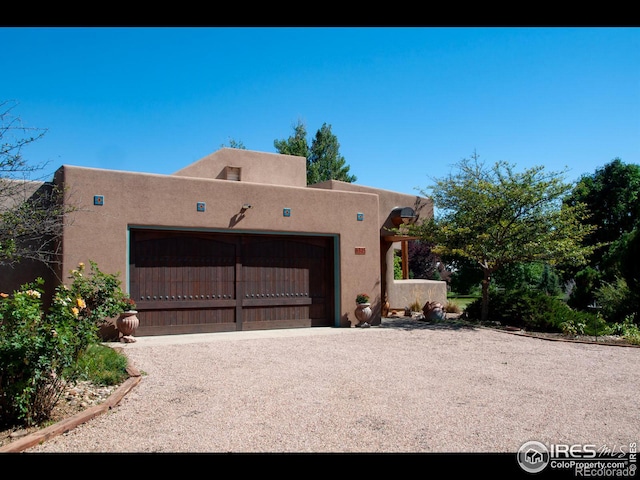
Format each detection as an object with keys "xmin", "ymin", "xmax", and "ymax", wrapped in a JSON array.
[{"xmin": 481, "ymin": 269, "xmax": 491, "ymax": 322}]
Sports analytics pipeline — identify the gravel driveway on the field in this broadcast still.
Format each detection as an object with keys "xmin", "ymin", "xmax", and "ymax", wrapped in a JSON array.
[{"xmin": 25, "ymin": 320, "xmax": 640, "ymax": 453}]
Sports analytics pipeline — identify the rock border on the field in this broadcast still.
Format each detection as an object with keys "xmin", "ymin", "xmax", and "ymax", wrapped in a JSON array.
[{"xmin": 0, "ymin": 356, "xmax": 142, "ymax": 453}]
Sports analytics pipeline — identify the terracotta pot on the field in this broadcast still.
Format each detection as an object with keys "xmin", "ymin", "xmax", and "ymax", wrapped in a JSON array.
[
  {"xmin": 354, "ymin": 303, "xmax": 373, "ymax": 324},
  {"xmin": 116, "ymin": 310, "xmax": 139, "ymax": 336}
]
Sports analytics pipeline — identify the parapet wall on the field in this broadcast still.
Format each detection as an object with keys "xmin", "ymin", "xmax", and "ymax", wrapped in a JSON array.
[{"xmin": 387, "ymin": 279, "xmax": 447, "ymax": 311}]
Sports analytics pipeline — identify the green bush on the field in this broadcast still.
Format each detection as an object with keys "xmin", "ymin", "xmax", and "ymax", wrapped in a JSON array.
[
  {"xmin": 67, "ymin": 260, "xmax": 132, "ymax": 327},
  {"xmin": 0, "ymin": 261, "xmax": 132, "ymax": 427},
  {"xmin": 559, "ymin": 318, "xmax": 587, "ymax": 336},
  {"xmin": 393, "ymin": 252, "xmax": 403, "ymax": 280},
  {"xmin": 0, "ymin": 280, "xmax": 78, "ymax": 427},
  {"xmin": 594, "ymin": 277, "xmax": 636, "ymax": 324},
  {"xmin": 465, "ymin": 289, "xmax": 594, "ymax": 332},
  {"xmin": 609, "ymin": 314, "xmax": 640, "ymax": 345}
]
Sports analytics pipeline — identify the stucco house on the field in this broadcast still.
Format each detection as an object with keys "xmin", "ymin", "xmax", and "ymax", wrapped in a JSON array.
[{"xmin": 2, "ymin": 148, "xmax": 446, "ymax": 336}]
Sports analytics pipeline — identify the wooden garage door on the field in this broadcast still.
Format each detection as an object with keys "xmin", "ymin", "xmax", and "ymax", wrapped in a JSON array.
[{"xmin": 129, "ymin": 229, "xmax": 334, "ymax": 336}]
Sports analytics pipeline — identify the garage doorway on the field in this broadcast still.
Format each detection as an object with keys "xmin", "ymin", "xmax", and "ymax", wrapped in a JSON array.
[{"xmin": 129, "ymin": 229, "xmax": 335, "ymax": 336}]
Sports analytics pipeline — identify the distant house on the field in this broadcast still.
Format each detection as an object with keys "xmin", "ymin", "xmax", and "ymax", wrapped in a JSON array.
[{"xmin": 1, "ymin": 148, "xmax": 446, "ymax": 336}]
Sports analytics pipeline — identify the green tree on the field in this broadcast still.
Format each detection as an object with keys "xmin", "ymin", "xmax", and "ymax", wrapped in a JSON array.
[
  {"xmin": 564, "ymin": 158, "xmax": 640, "ymax": 269},
  {"xmin": 273, "ymin": 120, "xmax": 309, "ymax": 159},
  {"xmin": 274, "ymin": 120, "xmax": 356, "ymax": 185},
  {"xmin": 491, "ymin": 261, "xmax": 561, "ymax": 296},
  {"xmin": 0, "ymin": 101, "xmax": 76, "ymax": 270},
  {"xmin": 409, "ymin": 151, "xmax": 596, "ymax": 322},
  {"xmin": 562, "ymin": 158, "xmax": 640, "ymax": 315}
]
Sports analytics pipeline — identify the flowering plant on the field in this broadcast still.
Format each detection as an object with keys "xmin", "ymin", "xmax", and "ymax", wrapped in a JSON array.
[
  {"xmin": 68, "ymin": 260, "xmax": 129, "ymax": 322},
  {"xmin": 356, "ymin": 293, "xmax": 370, "ymax": 304},
  {"xmin": 120, "ymin": 296, "xmax": 137, "ymax": 312}
]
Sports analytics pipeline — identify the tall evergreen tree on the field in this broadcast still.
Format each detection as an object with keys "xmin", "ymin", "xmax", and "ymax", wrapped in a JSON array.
[
  {"xmin": 273, "ymin": 120, "xmax": 309, "ymax": 159},
  {"xmin": 274, "ymin": 120, "xmax": 356, "ymax": 185}
]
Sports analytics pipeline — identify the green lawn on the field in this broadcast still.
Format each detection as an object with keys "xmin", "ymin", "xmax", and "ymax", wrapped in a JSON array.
[{"xmin": 446, "ymin": 295, "xmax": 479, "ymax": 311}]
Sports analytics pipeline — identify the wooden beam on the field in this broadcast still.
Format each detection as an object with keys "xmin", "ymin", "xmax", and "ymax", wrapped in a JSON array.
[
  {"xmin": 383, "ymin": 235, "xmax": 420, "ymax": 242},
  {"xmin": 401, "ymin": 242, "xmax": 409, "ymax": 279}
]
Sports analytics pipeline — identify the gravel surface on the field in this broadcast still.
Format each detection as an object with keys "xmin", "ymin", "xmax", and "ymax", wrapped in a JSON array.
[{"xmin": 25, "ymin": 320, "xmax": 640, "ymax": 453}]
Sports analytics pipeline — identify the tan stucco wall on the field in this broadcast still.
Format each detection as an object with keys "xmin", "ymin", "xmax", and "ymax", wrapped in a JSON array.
[
  {"xmin": 173, "ymin": 148, "xmax": 307, "ymax": 187},
  {"xmin": 309, "ymin": 180, "xmax": 433, "ymax": 232},
  {"xmin": 387, "ymin": 279, "xmax": 447, "ymax": 312},
  {"xmin": 1, "ymin": 151, "xmax": 445, "ymax": 330},
  {"xmin": 310, "ymin": 180, "xmax": 445, "ymax": 309},
  {"xmin": 56, "ymin": 164, "xmax": 382, "ymax": 327}
]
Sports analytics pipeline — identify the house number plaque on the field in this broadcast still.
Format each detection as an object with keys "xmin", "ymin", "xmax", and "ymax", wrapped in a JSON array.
[{"xmin": 355, "ymin": 247, "xmax": 366, "ymax": 255}]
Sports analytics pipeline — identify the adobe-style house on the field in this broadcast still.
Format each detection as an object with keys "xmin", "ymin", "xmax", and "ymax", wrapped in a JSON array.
[{"xmin": 2, "ymin": 148, "xmax": 446, "ymax": 336}]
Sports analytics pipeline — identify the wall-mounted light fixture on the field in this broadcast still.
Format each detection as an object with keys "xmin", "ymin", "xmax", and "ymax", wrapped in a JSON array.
[
  {"xmin": 241, "ymin": 203, "xmax": 252, "ymax": 213},
  {"xmin": 390, "ymin": 206, "xmax": 416, "ymax": 226}
]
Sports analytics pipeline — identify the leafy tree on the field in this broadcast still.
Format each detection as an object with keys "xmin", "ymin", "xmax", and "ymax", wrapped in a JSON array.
[
  {"xmin": 407, "ymin": 240, "xmax": 450, "ymax": 282},
  {"xmin": 597, "ymin": 227, "xmax": 640, "ymax": 321},
  {"xmin": 564, "ymin": 158, "xmax": 640, "ymax": 269},
  {"xmin": 0, "ymin": 101, "xmax": 76, "ymax": 270},
  {"xmin": 408, "ymin": 151, "xmax": 597, "ymax": 322},
  {"xmin": 274, "ymin": 120, "xmax": 356, "ymax": 185},
  {"xmin": 491, "ymin": 261, "xmax": 561, "ymax": 296},
  {"xmin": 562, "ymin": 159, "xmax": 640, "ymax": 316},
  {"xmin": 538, "ymin": 263, "xmax": 561, "ymax": 296},
  {"xmin": 608, "ymin": 228, "xmax": 640, "ymax": 294},
  {"xmin": 446, "ymin": 255, "xmax": 483, "ymax": 295}
]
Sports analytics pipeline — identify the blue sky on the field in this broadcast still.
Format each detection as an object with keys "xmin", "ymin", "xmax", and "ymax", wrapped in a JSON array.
[{"xmin": 2, "ymin": 26, "xmax": 638, "ymax": 196}]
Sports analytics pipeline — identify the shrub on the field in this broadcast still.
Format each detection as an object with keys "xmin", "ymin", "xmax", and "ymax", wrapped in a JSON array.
[
  {"xmin": 393, "ymin": 253, "xmax": 403, "ymax": 280},
  {"xmin": 409, "ymin": 299, "xmax": 422, "ymax": 312},
  {"xmin": 594, "ymin": 277, "xmax": 636, "ymax": 324},
  {"xmin": 464, "ymin": 289, "xmax": 592, "ymax": 332},
  {"xmin": 0, "ymin": 280, "xmax": 78, "ymax": 427},
  {"xmin": 609, "ymin": 314, "xmax": 640, "ymax": 345},
  {"xmin": 444, "ymin": 302, "xmax": 462, "ymax": 314},
  {"xmin": 560, "ymin": 318, "xmax": 586, "ymax": 336},
  {"xmin": 68, "ymin": 261, "xmax": 130, "ymax": 327},
  {"xmin": 0, "ymin": 261, "xmax": 132, "ymax": 427}
]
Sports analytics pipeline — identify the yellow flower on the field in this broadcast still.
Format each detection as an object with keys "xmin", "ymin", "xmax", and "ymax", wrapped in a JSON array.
[
  {"xmin": 76, "ymin": 297, "xmax": 86, "ymax": 309},
  {"xmin": 71, "ymin": 307, "xmax": 79, "ymax": 317},
  {"xmin": 25, "ymin": 290, "xmax": 41, "ymax": 298}
]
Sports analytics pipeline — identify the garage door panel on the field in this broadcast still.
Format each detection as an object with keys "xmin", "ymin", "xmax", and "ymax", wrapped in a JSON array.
[
  {"xmin": 130, "ymin": 229, "xmax": 333, "ymax": 335},
  {"xmin": 135, "ymin": 307, "xmax": 236, "ymax": 336},
  {"xmin": 241, "ymin": 306, "xmax": 312, "ymax": 329}
]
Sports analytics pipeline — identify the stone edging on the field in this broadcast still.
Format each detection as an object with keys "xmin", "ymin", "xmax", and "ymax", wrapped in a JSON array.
[
  {"xmin": 2, "ymin": 326, "xmax": 637, "ymax": 453},
  {"xmin": 0, "ymin": 356, "xmax": 142, "ymax": 453},
  {"xmin": 484, "ymin": 325, "xmax": 640, "ymax": 348}
]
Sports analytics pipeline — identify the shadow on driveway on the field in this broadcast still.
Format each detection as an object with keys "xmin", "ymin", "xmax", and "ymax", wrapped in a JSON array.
[{"xmin": 378, "ymin": 316, "xmax": 478, "ymax": 332}]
